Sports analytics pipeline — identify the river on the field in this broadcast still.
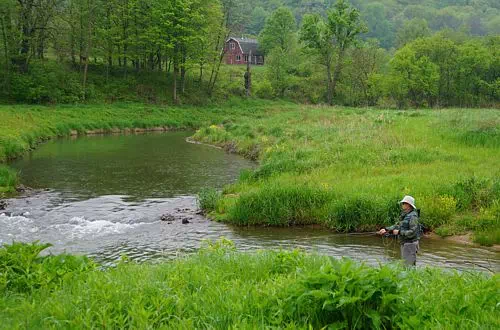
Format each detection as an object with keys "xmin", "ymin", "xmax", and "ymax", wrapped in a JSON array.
[{"xmin": 1, "ymin": 131, "xmax": 498, "ymax": 271}]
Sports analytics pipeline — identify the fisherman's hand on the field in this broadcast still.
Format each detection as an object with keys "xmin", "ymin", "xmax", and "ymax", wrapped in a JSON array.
[
  {"xmin": 378, "ymin": 229, "xmax": 386, "ymax": 235},
  {"xmin": 393, "ymin": 229, "xmax": 399, "ymax": 235}
]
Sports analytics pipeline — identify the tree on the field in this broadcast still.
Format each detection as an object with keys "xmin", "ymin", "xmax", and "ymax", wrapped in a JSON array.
[
  {"xmin": 259, "ymin": 7, "xmax": 297, "ymax": 97},
  {"xmin": 247, "ymin": 7, "xmax": 267, "ymax": 35},
  {"xmin": 389, "ymin": 45, "xmax": 439, "ymax": 107},
  {"xmin": 341, "ymin": 40, "xmax": 387, "ymax": 106},
  {"xmin": 300, "ymin": 0, "xmax": 366, "ymax": 105},
  {"xmin": 259, "ymin": 7, "xmax": 296, "ymax": 53},
  {"xmin": 395, "ymin": 18, "xmax": 431, "ymax": 48},
  {"xmin": 362, "ymin": 3, "xmax": 393, "ymax": 49},
  {"xmin": 207, "ymin": 0, "xmax": 246, "ymax": 96}
]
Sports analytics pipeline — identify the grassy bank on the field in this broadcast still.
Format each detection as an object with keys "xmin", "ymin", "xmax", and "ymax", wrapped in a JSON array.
[
  {"xmin": 1, "ymin": 102, "xmax": 499, "ymax": 244},
  {"xmin": 193, "ymin": 106, "xmax": 500, "ymax": 245},
  {"xmin": 1, "ymin": 241, "xmax": 498, "ymax": 329}
]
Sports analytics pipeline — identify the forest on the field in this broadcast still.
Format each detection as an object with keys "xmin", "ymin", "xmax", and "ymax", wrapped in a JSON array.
[{"xmin": 0, "ymin": 0, "xmax": 498, "ymax": 107}]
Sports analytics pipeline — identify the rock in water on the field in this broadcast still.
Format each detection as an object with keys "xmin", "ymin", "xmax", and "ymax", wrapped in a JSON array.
[
  {"xmin": 182, "ymin": 218, "xmax": 190, "ymax": 224},
  {"xmin": 160, "ymin": 214, "xmax": 175, "ymax": 222},
  {"xmin": 0, "ymin": 200, "xmax": 7, "ymax": 210},
  {"xmin": 16, "ymin": 184, "xmax": 26, "ymax": 192}
]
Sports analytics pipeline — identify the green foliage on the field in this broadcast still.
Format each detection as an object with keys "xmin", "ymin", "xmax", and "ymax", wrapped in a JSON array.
[
  {"xmin": 389, "ymin": 46, "xmax": 440, "ymax": 107},
  {"xmin": 0, "ymin": 242, "xmax": 95, "ymax": 293},
  {"xmin": 259, "ymin": 7, "xmax": 296, "ymax": 53},
  {"xmin": 473, "ymin": 228, "xmax": 500, "ymax": 246},
  {"xmin": 446, "ymin": 176, "xmax": 500, "ymax": 211},
  {"xmin": 0, "ymin": 240, "xmax": 498, "ymax": 328},
  {"xmin": 300, "ymin": 0, "xmax": 367, "ymax": 105},
  {"xmin": 280, "ymin": 260, "xmax": 404, "ymax": 329},
  {"xmin": 8, "ymin": 61, "xmax": 84, "ymax": 104},
  {"xmin": 324, "ymin": 196, "xmax": 399, "ymax": 232},
  {"xmin": 0, "ymin": 165, "xmax": 17, "ymax": 196},
  {"xmin": 420, "ymin": 195, "xmax": 457, "ymax": 228},
  {"xmin": 197, "ymin": 187, "xmax": 221, "ymax": 213},
  {"xmin": 395, "ymin": 18, "xmax": 431, "ymax": 48},
  {"xmin": 254, "ymin": 78, "xmax": 275, "ymax": 99},
  {"xmin": 228, "ymin": 183, "xmax": 332, "ymax": 226}
]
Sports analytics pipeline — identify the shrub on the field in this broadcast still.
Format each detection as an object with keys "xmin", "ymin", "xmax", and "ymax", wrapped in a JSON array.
[
  {"xmin": 447, "ymin": 176, "xmax": 499, "ymax": 211},
  {"xmin": 278, "ymin": 259, "xmax": 405, "ymax": 329},
  {"xmin": 254, "ymin": 79, "xmax": 275, "ymax": 99},
  {"xmin": 0, "ymin": 242, "xmax": 95, "ymax": 293},
  {"xmin": 9, "ymin": 61, "xmax": 84, "ymax": 104},
  {"xmin": 420, "ymin": 195, "xmax": 457, "ymax": 228}
]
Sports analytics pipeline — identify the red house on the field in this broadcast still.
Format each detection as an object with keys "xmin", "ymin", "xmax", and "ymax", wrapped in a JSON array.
[{"xmin": 224, "ymin": 37, "xmax": 265, "ymax": 65}]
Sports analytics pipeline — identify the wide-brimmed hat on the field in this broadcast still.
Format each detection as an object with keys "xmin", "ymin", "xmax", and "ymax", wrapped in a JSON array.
[{"xmin": 399, "ymin": 195, "xmax": 416, "ymax": 209}]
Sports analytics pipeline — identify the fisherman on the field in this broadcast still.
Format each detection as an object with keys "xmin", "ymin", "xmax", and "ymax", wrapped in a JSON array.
[{"xmin": 378, "ymin": 195, "xmax": 421, "ymax": 266}]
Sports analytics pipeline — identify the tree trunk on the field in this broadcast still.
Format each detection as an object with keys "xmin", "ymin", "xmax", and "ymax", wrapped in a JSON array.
[
  {"xmin": 82, "ymin": 0, "xmax": 93, "ymax": 101},
  {"xmin": 172, "ymin": 47, "xmax": 178, "ymax": 104},
  {"xmin": 118, "ymin": 44, "xmax": 122, "ymax": 66},
  {"xmin": 326, "ymin": 61, "xmax": 333, "ymax": 105},
  {"xmin": 79, "ymin": 6, "xmax": 84, "ymax": 67},
  {"xmin": 19, "ymin": 10, "xmax": 32, "ymax": 72},
  {"xmin": 209, "ymin": 48, "xmax": 226, "ymax": 96},
  {"xmin": 208, "ymin": 21, "xmax": 224, "ymax": 89},
  {"xmin": 157, "ymin": 49, "xmax": 162, "ymax": 71},
  {"xmin": 0, "ymin": 14, "xmax": 9, "ymax": 73},
  {"xmin": 245, "ymin": 51, "xmax": 252, "ymax": 97},
  {"xmin": 330, "ymin": 48, "xmax": 345, "ymax": 105},
  {"xmin": 70, "ymin": 25, "xmax": 76, "ymax": 65},
  {"xmin": 180, "ymin": 47, "xmax": 186, "ymax": 93},
  {"xmin": 199, "ymin": 61, "xmax": 203, "ymax": 83}
]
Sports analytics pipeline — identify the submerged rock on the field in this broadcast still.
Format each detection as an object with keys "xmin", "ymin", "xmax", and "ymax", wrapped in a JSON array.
[
  {"xmin": 0, "ymin": 200, "xmax": 7, "ymax": 210},
  {"xmin": 182, "ymin": 218, "xmax": 190, "ymax": 224}
]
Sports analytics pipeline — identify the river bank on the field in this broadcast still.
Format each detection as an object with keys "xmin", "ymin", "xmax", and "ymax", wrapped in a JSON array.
[
  {"xmin": 0, "ymin": 240, "xmax": 498, "ymax": 329},
  {"xmin": 1, "ymin": 102, "xmax": 499, "ymax": 245},
  {"xmin": 0, "ymin": 100, "xmax": 275, "ymax": 196}
]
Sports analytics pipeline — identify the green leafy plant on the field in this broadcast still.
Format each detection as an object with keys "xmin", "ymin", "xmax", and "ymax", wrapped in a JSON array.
[{"xmin": 0, "ymin": 241, "xmax": 95, "ymax": 293}]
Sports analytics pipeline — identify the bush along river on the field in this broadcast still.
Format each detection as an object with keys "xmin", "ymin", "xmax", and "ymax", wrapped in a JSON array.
[{"xmin": 1, "ymin": 131, "xmax": 498, "ymax": 271}]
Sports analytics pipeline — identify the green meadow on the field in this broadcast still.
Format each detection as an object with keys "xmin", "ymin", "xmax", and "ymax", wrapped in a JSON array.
[
  {"xmin": 0, "ymin": 240, "xmax": 498, "ymax": 329},
  {"xmin": 1, "ymin": 101, "xmax": 499, "ymax": 244}
]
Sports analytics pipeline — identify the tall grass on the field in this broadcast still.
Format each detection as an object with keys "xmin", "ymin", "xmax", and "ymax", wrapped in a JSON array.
[
  {"xmin": 0, "ymin": 240, "xmax": 498, "ymax": 329},
  {"xmin": 0, "ymin": 165, "xmax": 17, "ymax": 197},
  {"xmin": 193, "ymin": 107, "xmax": 500, "ymax": 244}
]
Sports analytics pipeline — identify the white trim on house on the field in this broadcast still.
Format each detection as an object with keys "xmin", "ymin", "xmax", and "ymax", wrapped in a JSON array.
[{"xmin": 226, "ymin": 37, "xmax": 244, "ymax": 54}]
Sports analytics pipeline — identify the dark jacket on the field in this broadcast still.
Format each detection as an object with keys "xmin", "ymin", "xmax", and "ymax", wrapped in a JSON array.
[{"xmin": 386, "ymin": 209, "xmax": 420, "ymax": 244}]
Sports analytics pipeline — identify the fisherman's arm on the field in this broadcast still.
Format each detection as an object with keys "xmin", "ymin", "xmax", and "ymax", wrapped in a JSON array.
[{"xmin": 378, "ymin": 224, "xmax": 399, "ymax": 235}]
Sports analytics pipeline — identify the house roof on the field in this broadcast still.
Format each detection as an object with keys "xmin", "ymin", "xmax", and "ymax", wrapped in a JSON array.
[{"xmin": 228, "ymin": 37, "xmax": 263, "ymax": 56}]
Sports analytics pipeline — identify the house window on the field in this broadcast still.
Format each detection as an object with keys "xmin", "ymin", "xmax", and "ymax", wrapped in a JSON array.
[
  {"xmin": 236, "ymin": 55, "xmax": 241, "ymax": 61},
  {"xmin": 231, "ymin": 42, "xmax": 235, "ymax": 50},
  {"xmin": 244, "ymin": 55, "xmax": 248, "ymax": 62}
]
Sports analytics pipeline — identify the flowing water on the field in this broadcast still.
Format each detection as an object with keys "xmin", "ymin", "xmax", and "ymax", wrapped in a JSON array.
[{"xmin": 1, "ymin": 132, "xmax": 498, "ymax": 271}]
